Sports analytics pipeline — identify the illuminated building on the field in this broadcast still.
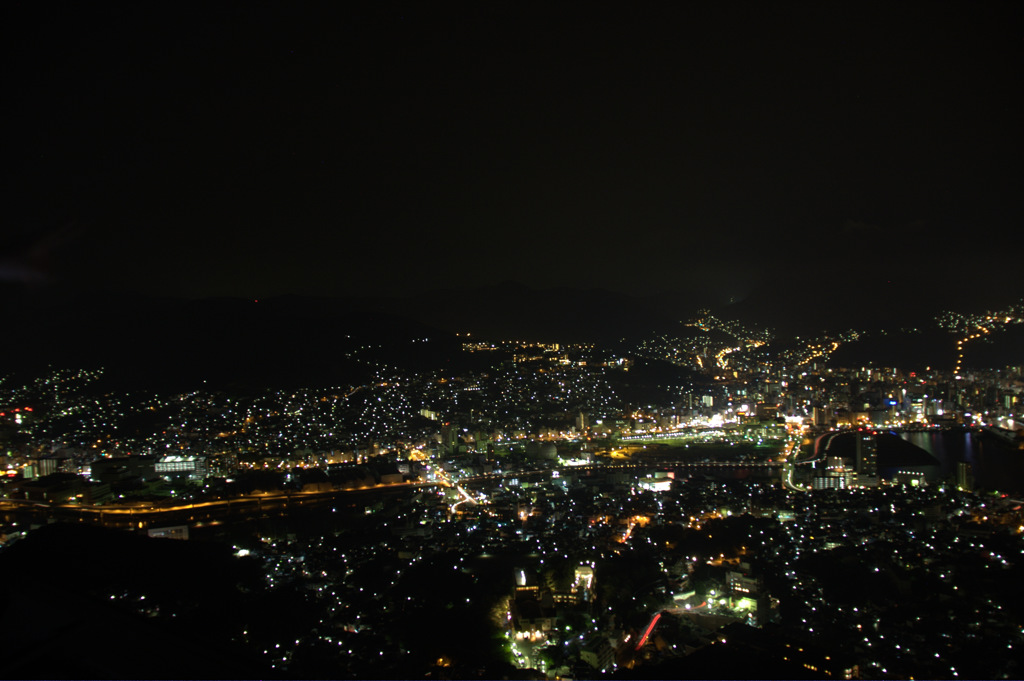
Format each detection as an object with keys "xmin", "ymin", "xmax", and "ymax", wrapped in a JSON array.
[
  {"xmin": 573, "ymin": 565, "xmax": 595, "ymax": 600},
  {"xmin": 440, "ymin": 422, "xmax": 458, "ymax": 455},
  {"xmin": 155, "ymin": 454, "xmax": 207, "ymax": 479},
  {"xmin": 147, "ymin": 525, "xmax": 189, "ymax": 540},
  {"xmin": 812, "ymin": 405, "xmax": 832, "ymax": 427},
  {"xmin": 726, "ymin": 569, "xmax": 761, "ymax": 595},
  {"xmin": 206, "ymin": 453, "xmax": 238, "ymax": 478},
  {"xmin": 854, "ymin": 431, "xmax": 877, "ymax": 477},
  {"xmin": 639, "ymin": 473, "xmax": 673, "ymax": 492},
  {"xmin": 813, "ymin": 457, "xmax": 856, "ymax": 489},
  {"xmin": 893, "ymin": 470, "xmax": 926, "ymax": 486},
  {"xmin": 510, "ymin": 569, "xmax": 556, "ymax": 640},
  {"xmin": 956, "ymin": 461, "xmax": 974, "ymax": 492},
  {"xmin": 33, "ymin": 457, "xmax": 60, "ymax": 478}
]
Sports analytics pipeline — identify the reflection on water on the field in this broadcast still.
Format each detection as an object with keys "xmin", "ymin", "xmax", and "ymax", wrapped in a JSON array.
[{"xmin": 896, "ymin": 430, "xmax": 1024, "ymax": 494}]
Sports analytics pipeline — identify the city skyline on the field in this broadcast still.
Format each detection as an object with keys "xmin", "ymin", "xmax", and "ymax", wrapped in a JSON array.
[
  {"xmin": 2, "ymin": 320, "xmax": 1023, "ymax": 678},
  {"xmin": 3, "ymin": 5, "xmax": 1024, "ymax": 678}
]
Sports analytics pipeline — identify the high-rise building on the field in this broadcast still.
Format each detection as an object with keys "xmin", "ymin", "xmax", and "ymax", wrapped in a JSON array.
[
  {"xmin": 956, "ymin": 461, "xmax": 974, "ymax": 492},
  {"xmin": 440, "ymin": 422, "xmax": 458, "ymax": 455},
  {"xmin": 854, "ymin": 431, "xmax": 877, "ymax": 477},
  {"xmin": 812, "ymin": 406, "xmax": 832, "ymax": 427}
]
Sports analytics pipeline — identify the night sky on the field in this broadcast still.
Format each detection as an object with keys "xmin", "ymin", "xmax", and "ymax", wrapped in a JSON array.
[{"xmin": 4, "ymin": 3, "xmax": 1022, "ymax": 308}]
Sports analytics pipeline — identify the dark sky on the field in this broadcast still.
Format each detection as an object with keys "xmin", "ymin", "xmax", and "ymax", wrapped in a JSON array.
[{"xmin": 4, "ymin": 2, "xmax": 1022, "ymax": 306}]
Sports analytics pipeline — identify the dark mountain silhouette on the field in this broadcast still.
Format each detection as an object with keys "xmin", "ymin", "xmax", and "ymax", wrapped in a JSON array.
[
  {"xmin": 0, "ymin": 292, "xmax": 456, "ymax": 390},
  {"xmin": 1, "ymin": 285, "xmax": 1020, "ymax": 392}
]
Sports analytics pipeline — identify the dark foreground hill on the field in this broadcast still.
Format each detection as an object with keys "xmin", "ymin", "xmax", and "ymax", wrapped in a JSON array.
[{"xmin": 0, "ymin": 523, "xmax": 267, "ymax": 679}]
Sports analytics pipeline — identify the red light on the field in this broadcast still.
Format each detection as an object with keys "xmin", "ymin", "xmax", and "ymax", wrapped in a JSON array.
[
  {"xmin": 630, "ymin": 610, "xmax": 663, "ymax": 647},
  {"xmin": 25, "ymin": 407, "xmax": 32, "ymax": 412}
]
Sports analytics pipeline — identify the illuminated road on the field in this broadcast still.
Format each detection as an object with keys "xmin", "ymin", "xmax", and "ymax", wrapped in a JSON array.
[
  {"xmin": 461, "ymin": 459, "xmax": 786, "ymax": 486},
  {"xmin": 0, "ymin": 480, "xmax": 432, "ymax": 514},
  {"xmin": 665, "ymin": 599, "xmax": 708, "ymax": 616},
  {"xmin": 781, "ymin": 460, "xmax": 806, "ymax": 492},
  {"xmin": 0, "ymin": 480, "xmax": 437, "ymax": 529},
  {"xmin": 1, "ymin": 453, "xmax": 798, "ymax": 529},
  {"xmin": 426, "ymin": 464, "xmax": 480, "ymax": 514},
  {"xmin": 780, "ymin": 430, "xmax": 816, "ymax": 492},
  {"xmin": 450, "ymin": 484, "xmax": 477, "ymax": 513}
]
